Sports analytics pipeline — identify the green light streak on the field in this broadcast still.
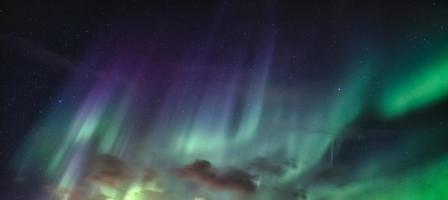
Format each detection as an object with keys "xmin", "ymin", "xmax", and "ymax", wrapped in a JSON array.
[{"xmin": 381, "ymin": 54, "xmax": 448, "ymax": 117}]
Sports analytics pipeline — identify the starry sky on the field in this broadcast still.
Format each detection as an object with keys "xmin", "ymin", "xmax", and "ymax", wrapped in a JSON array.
[{"xmin": 1, "ymin": 0, "xmax": 448, "ymax": 200}]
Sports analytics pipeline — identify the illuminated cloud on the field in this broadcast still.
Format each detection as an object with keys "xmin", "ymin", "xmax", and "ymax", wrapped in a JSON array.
[{"xmin": 177, "ymin": 160, "xmax": 256, "ymax": 194}]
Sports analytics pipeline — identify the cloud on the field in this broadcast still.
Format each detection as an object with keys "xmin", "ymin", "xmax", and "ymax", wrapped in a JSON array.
[
  {"xmin": 176, "ymin": 160, "xmax": 256, "ymax": 194},
  {"xmin": 86, "ymin": 154, "xmax": 133, "ymax": 188},
  {"xmin": 246, "ymin": 156, "xmax": 296, "ymax": 176}
]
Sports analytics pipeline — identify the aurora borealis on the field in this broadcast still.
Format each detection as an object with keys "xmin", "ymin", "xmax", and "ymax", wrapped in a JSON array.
[
  {"xmin": 2, "ymin": 1, "xmax": 448, "ymax": 200},
  {"xmin": 380, "ymin": 52, "xmax": 448, "ymax": 118}
]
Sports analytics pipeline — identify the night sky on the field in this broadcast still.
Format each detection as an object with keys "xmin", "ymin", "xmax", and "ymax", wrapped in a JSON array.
[{"xmin": 1, "ymin": 1, "xmax": 448, "ymax": 199}]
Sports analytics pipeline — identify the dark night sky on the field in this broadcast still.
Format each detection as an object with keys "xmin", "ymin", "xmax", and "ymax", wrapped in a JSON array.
[{"xmin": 1, "ymin": 0, "xmax": 448, "ymax": 199}]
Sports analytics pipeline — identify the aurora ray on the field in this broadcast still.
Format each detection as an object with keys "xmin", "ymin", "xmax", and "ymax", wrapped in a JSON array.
[{"xmin": 380, "ymin": 52, "xmax": 448, "ymax": 117}]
